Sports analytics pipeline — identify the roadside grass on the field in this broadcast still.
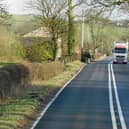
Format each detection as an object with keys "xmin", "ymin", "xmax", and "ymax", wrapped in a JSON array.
[
  {"xmin": 0, "ymin": 62, "xmax": 18, "ymax": 67},
  {"xmin": 0, "ymin": 98, "xmax": 38, "ymax": 129},
  {"xmin": 0, "ymin": 61, "xmax": 84, "ymax": 129}
]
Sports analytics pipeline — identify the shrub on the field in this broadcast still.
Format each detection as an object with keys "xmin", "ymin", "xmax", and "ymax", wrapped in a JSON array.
[
  {"xmin": 11, "ymin": 42, "xmax": 26, "ymax": 59},
  {"xmin": 25, "ymin": 43, "xmax": 53, "ymax": 62},
  {"xmin": 0, "ymin": 61, "xmax": 64, "ymax": 101},
  {"xmin": 23, "ymin": 61, "xmax": 65, "ymax": 81},
  {"xmin": 0, "ymin": 64, "xmax": 29, "ymax": 101}
]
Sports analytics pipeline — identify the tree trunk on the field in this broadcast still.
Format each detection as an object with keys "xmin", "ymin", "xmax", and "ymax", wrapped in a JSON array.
[{"xmin": 67, "ymin": 0, "xmax": 75, "ymax": 56}]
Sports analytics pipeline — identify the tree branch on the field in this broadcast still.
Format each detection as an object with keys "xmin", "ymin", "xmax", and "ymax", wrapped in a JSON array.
[{"xmin": 72, "ymin": 0, "xmax": 84, "ymax": 9}]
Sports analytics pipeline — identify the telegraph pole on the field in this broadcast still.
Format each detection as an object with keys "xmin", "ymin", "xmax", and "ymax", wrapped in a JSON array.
[
  {"xmin": 81, "ymin": 10, "xmax": 85, "ymax": 49},
  {"xmin": 81, "ymin": 10, "xmax": 85, "ymax": 61}
]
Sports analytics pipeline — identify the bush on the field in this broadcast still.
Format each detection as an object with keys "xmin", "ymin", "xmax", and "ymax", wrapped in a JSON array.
[
  {"xmin": 0, "ymin": 64, "xmax": 29, "ymax": 101},
  {"xmin": 11, "ymin": 42, "xmax": 26, "ymax": 59},
  {"xmin": 0, "ymin": 61, "xmax": 64, "ymax": 102},
  {"xmin": 23, "ymin": 61, "xmax": 65, "ymax": 81},
  {"xmin": 25, "ymin": 43, "xmax": 53, "ymax": 62}
]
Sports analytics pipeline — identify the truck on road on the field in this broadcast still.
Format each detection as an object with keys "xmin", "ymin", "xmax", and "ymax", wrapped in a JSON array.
[{"xmin": 113, "ymin": 42, "xmax": 128, "ymax": 64}]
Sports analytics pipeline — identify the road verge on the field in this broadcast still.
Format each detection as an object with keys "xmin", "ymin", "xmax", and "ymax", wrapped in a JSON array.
[{"xmin": 0, "ymin": 61, "xmax": 85, "ymax": 129}]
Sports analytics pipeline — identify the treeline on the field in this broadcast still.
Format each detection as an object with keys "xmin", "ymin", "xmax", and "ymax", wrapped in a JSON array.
[
  {"xmin": 0, "ymin": 0, "xmax": 85, "ymax": 62},
  {"xmin": 75, "ymin": 22, "xmax": 129, "ymax": 57},
  {"xmin": 0, "ymin": 0, "xmax": 129, "ymax": 62}
]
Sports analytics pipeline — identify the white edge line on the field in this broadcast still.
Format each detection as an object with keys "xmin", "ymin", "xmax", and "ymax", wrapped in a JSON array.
[
  {"xmin": 30, "ymin": 64, "xmax": 86, "ymax": 129},
  {"xmin": 108, "ymin": 64, "xmax": 117, "ymax": 129},
  {"xmin": 111, "ymin": 64, "xmax": 127, "ymax": 129}
]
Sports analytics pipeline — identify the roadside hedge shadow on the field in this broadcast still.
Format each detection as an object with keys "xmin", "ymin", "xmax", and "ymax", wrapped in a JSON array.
[{"xmin": 0, "ymin": 64, "xmax": 29, "ymax": 101}]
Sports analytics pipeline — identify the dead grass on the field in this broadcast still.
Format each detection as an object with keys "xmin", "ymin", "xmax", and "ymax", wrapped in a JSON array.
[{"xmin": 23, "ymin": 61, "xmax": 65, "ymax": 81}]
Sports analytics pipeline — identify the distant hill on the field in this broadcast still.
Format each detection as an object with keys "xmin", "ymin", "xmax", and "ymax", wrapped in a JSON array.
[
  {"xmin": 12, "ymin": 15, "xmax": 34, "ymax": 21},
  {"xmin": 9, "ymin": 15, "xmax": 41, "ymax": 35}
]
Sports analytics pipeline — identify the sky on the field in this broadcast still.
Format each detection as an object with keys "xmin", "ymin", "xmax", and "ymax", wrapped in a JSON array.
[
  {"xmin": 2, "ymin": 0, "xmax": 85, "ymax": 15},
  {"xmin": 2, "ymin": 0, "xmax": 31, "ymax": 15},
  {"xmin": 3, "ymin": 0, "xmax": 84, "ymax": 15},
  {"xmin": 2, "ymin": 0, "xmax": 129, "ymax": 20}
]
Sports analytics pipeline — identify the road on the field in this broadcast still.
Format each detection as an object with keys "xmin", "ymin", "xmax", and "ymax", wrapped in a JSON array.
[{"xmin": 31, "ymin": 57, "xmax": 129, "ymax": 129}]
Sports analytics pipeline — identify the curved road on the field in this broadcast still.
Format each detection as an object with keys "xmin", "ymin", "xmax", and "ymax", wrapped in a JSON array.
[{"xmin": 31, "ymin": 57, "xmax": 129, "ymax": 129}]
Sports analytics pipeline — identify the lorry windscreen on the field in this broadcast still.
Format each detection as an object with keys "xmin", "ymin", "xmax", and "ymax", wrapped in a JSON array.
[{"xmin": 114, "ymin": 48, "xmax": 127, "ymax": 53}]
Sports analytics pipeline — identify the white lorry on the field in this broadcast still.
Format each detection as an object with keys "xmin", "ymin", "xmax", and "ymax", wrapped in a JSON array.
[{"xmin": 113, "ymin": 42, "xmax": 128, "ymax": 64}]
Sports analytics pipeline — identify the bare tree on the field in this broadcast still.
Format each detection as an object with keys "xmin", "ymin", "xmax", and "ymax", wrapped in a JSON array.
[
  {"xmin": 86, "ymin": 0, "xmax": 129, "ymax": 15},
  {"xmin": 86, "ymin": 0, "xmax": 129, "ymax": 7},
  {"xmin": 27, "ymin": 0, "xmax": 67, "ymax": 60},
  {"xmin": 0, "ymin": 1, "xmax": 9, "ymax": 25},
  {"xmin": 27, "ymin": 0, "xmax": 85, "ymax": 60},
  {"xmin": 84, "ymin": 8, "xmax": 112, "ymax": 58}
]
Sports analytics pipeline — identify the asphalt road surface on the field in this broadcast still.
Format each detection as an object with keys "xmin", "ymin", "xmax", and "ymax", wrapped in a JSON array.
[{"xmin": 31, "ymin": 57, "xmax": 129, "ymax": 129}]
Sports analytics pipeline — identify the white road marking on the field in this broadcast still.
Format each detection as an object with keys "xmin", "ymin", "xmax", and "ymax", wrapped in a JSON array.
[
  {"xmin": 108, "ymin": 64, "xmax": 117, "ymax": 129},
  {"xmin": 30, "ymin": 64, "xmax": 86, "ymax": 129},
  {"xmin": 30, "ymin": 62, "xmax": 127, "ymax": 129},
  {"xmin": 111, "ymin": 64, "xmax": 127, "ymax": 129}
]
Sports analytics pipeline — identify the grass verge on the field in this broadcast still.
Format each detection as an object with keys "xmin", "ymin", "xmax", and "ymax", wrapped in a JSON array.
[
  {"xmin": 0, "ymin": 61, "xmax": 84, "ymax": 129},
  {"xmin": 0, "ymin": 62, "xmax": 18, "ymax": 68}
]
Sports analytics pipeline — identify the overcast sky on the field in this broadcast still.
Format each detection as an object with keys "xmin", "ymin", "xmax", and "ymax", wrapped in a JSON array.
[
  {"xmin": 3, "ymin": 0, "xmax": 85, "ymax": 15},
  {"xmin": 3, "ymin": 0, "xmax": 31, "ymax": 14},
  {"xmin": 2, "ymin": 0, "xmax": 129, "ymax": 20},
  {"xmin": 3, "ymin": 0, "xmax": 83, "ymax": 15}
]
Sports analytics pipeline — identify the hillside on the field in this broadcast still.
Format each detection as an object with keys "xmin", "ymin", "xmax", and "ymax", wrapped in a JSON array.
[{"xmin": 9, "ymin": 15, "xmax": 39, "ymax": 35}]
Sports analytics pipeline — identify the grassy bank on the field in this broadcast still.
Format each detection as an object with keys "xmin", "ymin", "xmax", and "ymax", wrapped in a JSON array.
[{"xmin": 0, "ymin": 61, "xmax": 84, "ymax": 129}]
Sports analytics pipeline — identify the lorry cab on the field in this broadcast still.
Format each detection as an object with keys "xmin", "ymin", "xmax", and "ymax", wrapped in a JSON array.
[{"xmin": 113, "ymin": 42, "xmax": 128, "ymax": 64}]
